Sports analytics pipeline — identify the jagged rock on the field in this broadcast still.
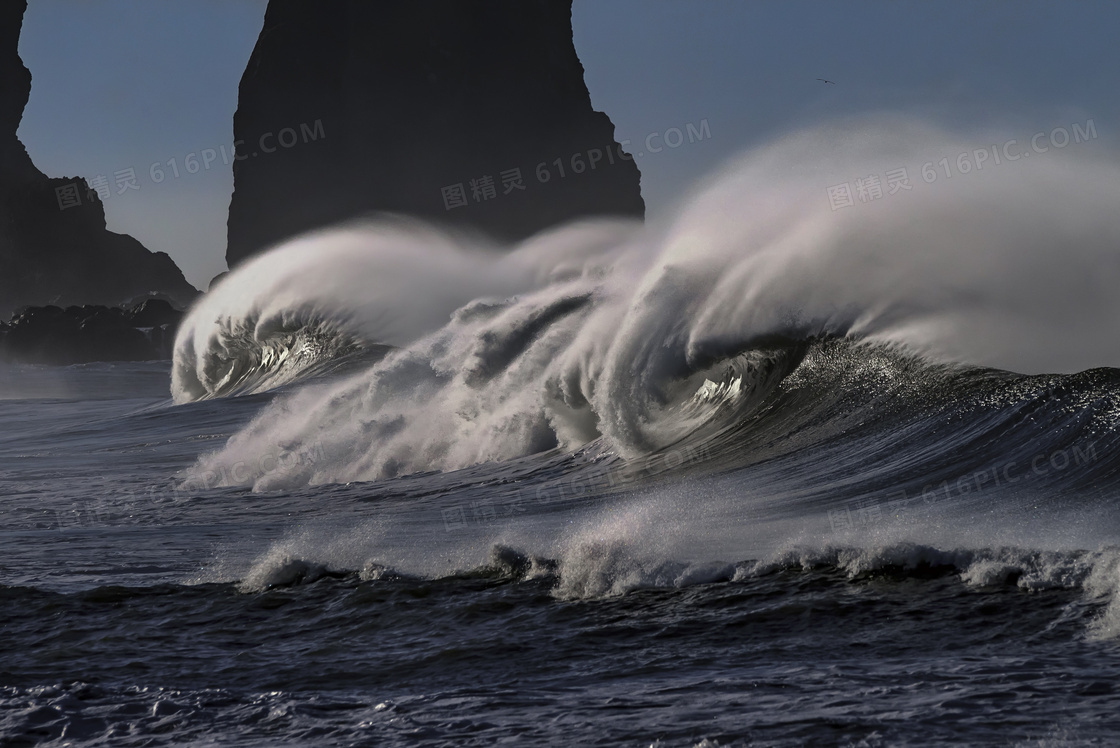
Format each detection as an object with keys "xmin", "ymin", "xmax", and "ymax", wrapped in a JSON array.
[
  {"xmin": 226, "ymin": 0, "xmax": 644, "ymax": 267},
  {"xmin": 128, "ymin": 298, "xmax": 181, "ymax": 329},
  {"xmin": 0, "ymin": 0, "xmax": 199, "ymax": 320},
  {"xmin": 0, "ymin": 300, "xmax": 184, "ymax": 364}
]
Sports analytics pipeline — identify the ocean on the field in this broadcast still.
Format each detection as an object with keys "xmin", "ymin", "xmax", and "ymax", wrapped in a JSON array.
[{"xmin": 2, "ymin": 121, "xmax": 1119, "ymax": 746}]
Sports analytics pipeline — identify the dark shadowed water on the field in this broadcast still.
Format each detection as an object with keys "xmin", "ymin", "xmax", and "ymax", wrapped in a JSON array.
[{"xmin": 2, "ymin": 345, "xmax": 1119, "ymax": 746}]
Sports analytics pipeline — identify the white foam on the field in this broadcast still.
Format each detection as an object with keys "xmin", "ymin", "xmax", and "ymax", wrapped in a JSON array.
[{"xmin": 174, "ymin": 117, "xmax": 1120, "ymax": 489}]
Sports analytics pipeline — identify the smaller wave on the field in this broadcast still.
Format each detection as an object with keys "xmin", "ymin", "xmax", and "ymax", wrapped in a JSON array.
[
  {"xmin": 741, "ymin": 542, "xmax": 1120, "ymax": 640},
  {"xmin": 235, "ymin": 544, "xmax": 555, "ymax": 593},
  {"xmin": 552, "ymin": 538, "xmax": 737, "ymax": 599},
  {"xmin": 229, "ymin": 539, "xmax": 1120, "ymax": 640}
]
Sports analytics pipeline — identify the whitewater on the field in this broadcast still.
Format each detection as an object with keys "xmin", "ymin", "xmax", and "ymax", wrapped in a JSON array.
[{"xmin": 3, "ymin": 117, "xmax": 1120, "ymax": 746}]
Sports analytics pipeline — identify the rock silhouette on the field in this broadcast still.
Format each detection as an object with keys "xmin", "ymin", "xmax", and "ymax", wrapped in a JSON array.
[
  {"xmin": 226, "ymin": 0, "xmax": 644, "ymax": 267},
  {"xmin": 0, "ymin": 0, "xmax": 198, "ymax": 320},
  {"xmin": 0, "ymin": 299, "xmax": 184, "ymax": 364}
]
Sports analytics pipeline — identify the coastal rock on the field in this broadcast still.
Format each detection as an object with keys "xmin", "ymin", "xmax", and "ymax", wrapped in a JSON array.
[
  {"xmin": 226, "ymin": 0, "xmax": 644, "ymax": 267},
  {"xmin": 0, "ymin": 0, "xmax": 198, "ymax": 320},
  {"xmin": 0, "ymin": 300, "xmax": 183, "ymax": 364}
]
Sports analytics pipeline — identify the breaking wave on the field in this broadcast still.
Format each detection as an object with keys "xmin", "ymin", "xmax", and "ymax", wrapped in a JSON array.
[
  {"xmin": 172, "ymin": 116, "xmax": 1120, "ymax": 490},
  {"xmin": 167, "ymin": 115, "xmax": 1120, "ymax": 640}
]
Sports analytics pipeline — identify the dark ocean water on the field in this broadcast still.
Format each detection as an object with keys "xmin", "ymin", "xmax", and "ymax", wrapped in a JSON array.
[
  {"xmin": 2, "ymin": 342, "xmax": 1119, "ymax": 747},
  {"xmin": 6, "ymin": 118, "xmax": 1120, "ymax": 746}
]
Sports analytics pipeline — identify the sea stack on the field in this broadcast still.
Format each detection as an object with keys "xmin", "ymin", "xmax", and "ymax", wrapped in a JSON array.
[
  {"xmin": 0, "ymin": 0, "xmax": 198, "ymax": 318},
  {"xmin": 225, "ymin": 0, "xmax": 645, "ymax": 267}
]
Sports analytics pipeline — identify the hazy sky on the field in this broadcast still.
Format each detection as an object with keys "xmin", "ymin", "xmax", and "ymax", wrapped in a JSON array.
[{"xmin": 17, "ymin": 0, "xmax": 1119, "ymax": 290}]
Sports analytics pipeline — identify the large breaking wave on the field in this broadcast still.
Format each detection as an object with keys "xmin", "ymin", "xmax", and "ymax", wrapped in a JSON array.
[
  {"xmin": 172, "ymin": 116, "xmax": 1120, "ymax": 488},
  {"xmin": 165, "ymin": 117, "xmax": 1120, "ymax": 644}
]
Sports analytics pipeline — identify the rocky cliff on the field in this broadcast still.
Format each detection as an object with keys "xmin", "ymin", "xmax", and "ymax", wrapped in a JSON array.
[
  {"xmin": 226, "ymin": 0, "xmax": 644, "ymax": 267},
  {"xmin": 0, "ymin": 299, "xmax": 184, "ymax": 365},
  {"xmin": 0, "ymin": 0, "xmax": 198, "ymax": 319}
]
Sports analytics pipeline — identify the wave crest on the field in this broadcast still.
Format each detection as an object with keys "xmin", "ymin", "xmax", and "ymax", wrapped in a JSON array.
[{"xmin": 174, "ymin": 116, "xmax": 1120, "ymax": 487}]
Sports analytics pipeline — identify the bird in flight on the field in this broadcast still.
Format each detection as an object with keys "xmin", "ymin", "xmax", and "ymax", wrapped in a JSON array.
[{"xmin": 817, "ymin": 78, "xmax": 836, "ymax": 84}]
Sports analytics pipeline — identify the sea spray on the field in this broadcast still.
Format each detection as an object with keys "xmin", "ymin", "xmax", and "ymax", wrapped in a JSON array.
[{"xmin": 174, "ymin": 116, "xmax": 1120, "ymax": 488}]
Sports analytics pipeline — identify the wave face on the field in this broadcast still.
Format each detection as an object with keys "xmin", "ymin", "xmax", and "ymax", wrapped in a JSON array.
[{"xmin": 173, "ymin": 117, "xmax": 1120, "ymax": 491}]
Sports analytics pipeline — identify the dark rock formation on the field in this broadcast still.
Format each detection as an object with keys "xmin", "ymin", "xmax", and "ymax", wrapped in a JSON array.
[
  {"xmin": 0, "ymin": 299, "xmax": 183, "ymax": 364},
  {"xmin": 226, "ymin": 0, "xmax": 644, "ymax": 267},
  {"xmin": 207, "ymin": 271, "xmax": 229, "ymax": 292},
  {"xmin": 0, "ymin": 0, "xmax": 198, "ymax": 320}
]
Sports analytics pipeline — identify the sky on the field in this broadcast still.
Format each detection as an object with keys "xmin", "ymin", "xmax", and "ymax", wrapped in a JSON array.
[{"xmin": 17, "ymin": 0, "xmax": 1120, "ymax": 291}]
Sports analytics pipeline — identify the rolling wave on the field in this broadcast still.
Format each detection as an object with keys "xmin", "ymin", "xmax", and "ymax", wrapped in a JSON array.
[
  {"xmin": 173, "ymin": 117, "xmax": 1120, "ymax": 493},
  {"xmin": 166, "ymin": 117, "xmax": 1120, "ymax": 638},
  {"xmin": 229, "ymin": 539, "xmax": 1120, "ymax": 645}
]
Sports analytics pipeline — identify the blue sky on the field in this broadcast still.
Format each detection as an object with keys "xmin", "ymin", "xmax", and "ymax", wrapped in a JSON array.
[{"xmin": 17, "ymin": 0, "xmax": 1119, "ymax": 289}]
